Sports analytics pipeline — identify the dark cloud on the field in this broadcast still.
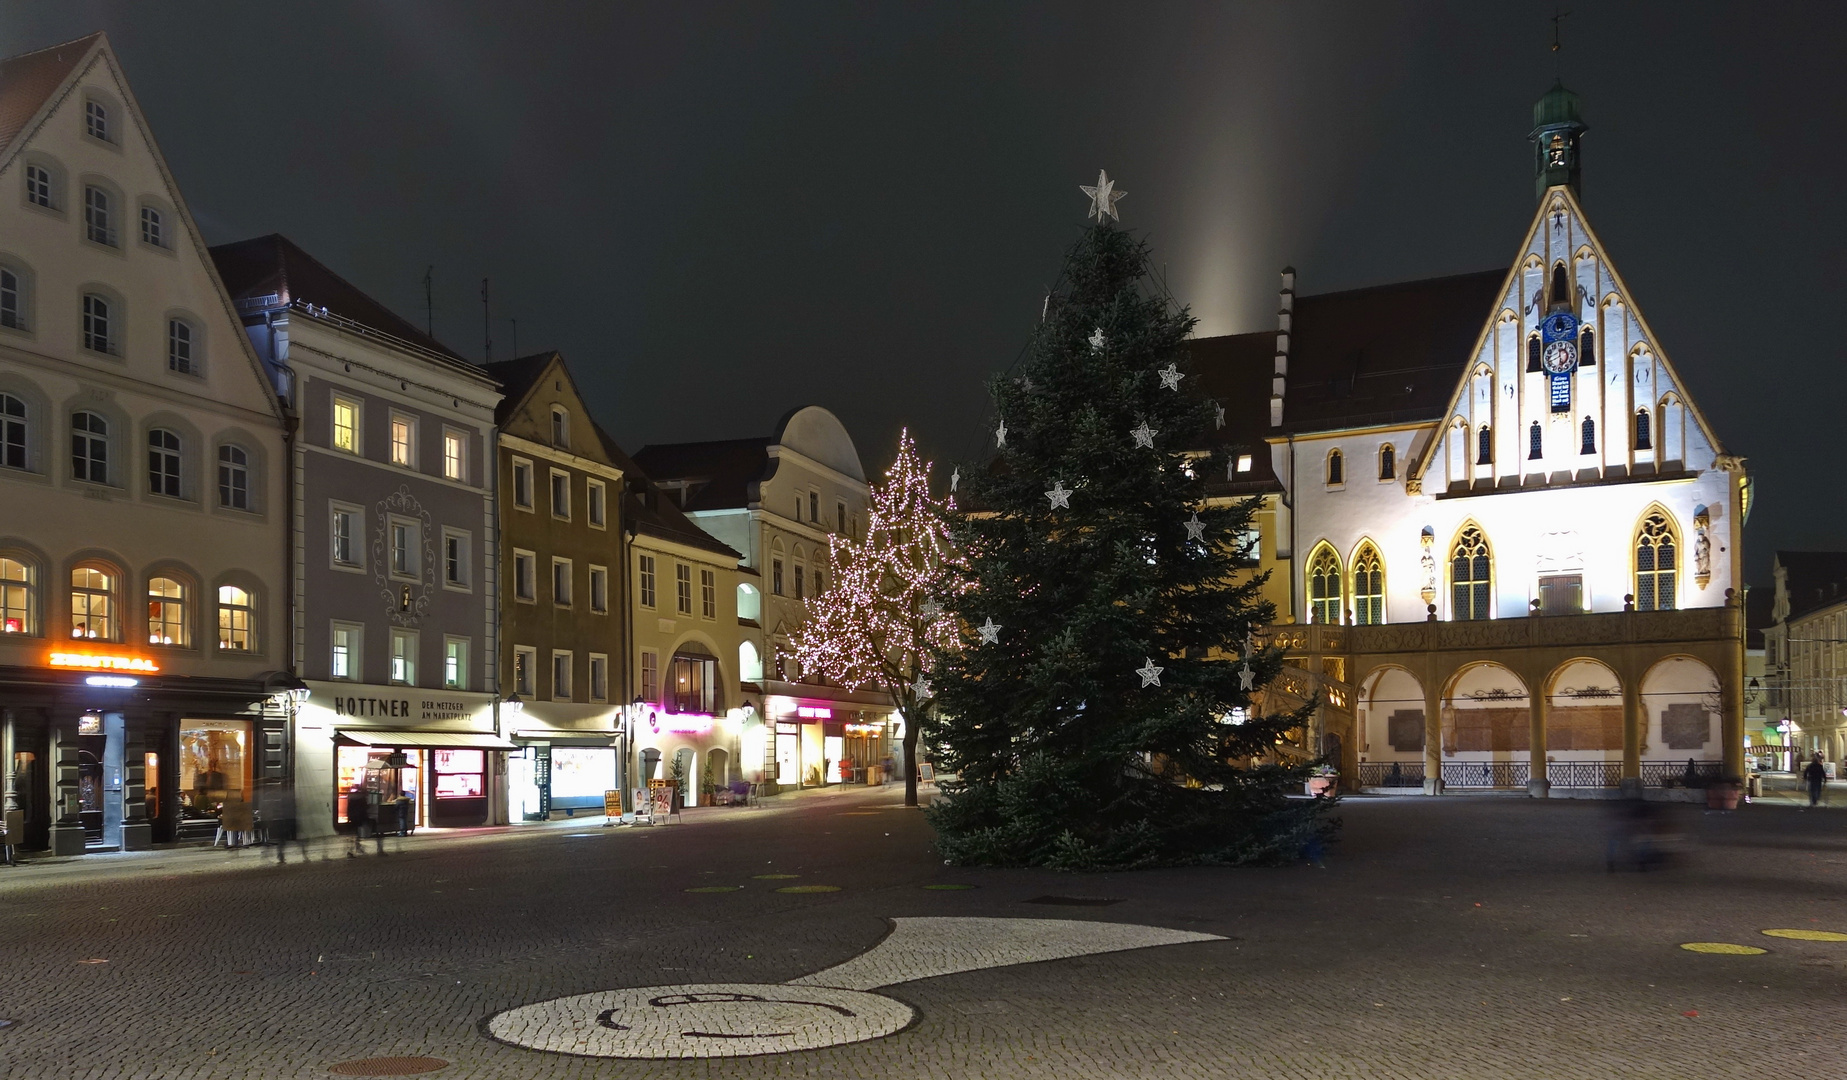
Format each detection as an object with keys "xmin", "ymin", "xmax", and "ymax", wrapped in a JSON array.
[{"xmin": 5, "ymin": 1, "xmax": 1840, "ymax": 578}]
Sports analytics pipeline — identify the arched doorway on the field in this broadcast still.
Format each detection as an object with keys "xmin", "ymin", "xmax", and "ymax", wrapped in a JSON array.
[
  {"xmin": 1544, "ymin": 659, "xmax": 1624, "ymax": 788},
  {"xmin": 1441, "ymin": 663, "xmax": 1530, "ymax": 789},
  {"xmin": 706, "ymin": 747, "xmax": 731, "ymax": 791},
  {"xmin": 1357, "ymin": 666, "xmax": 1425, "ymax": 789},
  {"xmin": 672, "ymin": 747, "xmax": 697, "ymax": 809},
  {"xmin": 1641, "ymin": 656, "xmax": 1721, "ymax": 787}
]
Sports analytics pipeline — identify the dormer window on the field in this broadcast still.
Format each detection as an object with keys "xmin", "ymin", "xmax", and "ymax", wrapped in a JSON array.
[{"xmin": 85, "ymin": 99, "xmax": 108, "ymax": 142}]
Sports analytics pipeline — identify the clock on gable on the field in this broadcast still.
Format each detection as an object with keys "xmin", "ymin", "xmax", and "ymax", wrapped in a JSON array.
[{"xmin": 1539, "ymin": 311, "xmax": 1579, "ymax": 411}]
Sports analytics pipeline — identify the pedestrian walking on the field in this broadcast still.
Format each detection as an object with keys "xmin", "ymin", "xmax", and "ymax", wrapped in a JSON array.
[
  {"xmin": 266, "ymin": 782, "xmax": 311, "ymax": 864},
  {"xmin": 346, "ymin": 784, "xmax": 378, "ymax": 857},
  {"xmin": 1803, "ymin": 753, "xmax": 1828, "ymax": 807}
]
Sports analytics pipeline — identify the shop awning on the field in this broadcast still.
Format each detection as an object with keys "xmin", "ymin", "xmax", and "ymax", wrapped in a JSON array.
[{"xmin": 338, "ymin": 729, "xmax": 518, "ymax": 750}]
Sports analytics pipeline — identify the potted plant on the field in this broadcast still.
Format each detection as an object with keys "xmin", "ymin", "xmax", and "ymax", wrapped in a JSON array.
[
  {"xmin": 1707, "ymin": 775, "xmax": 1744, "ymax": 810},
  {"xmin": 1305, "ymin": 765, "xmax": 1338, "ymax": 798}
]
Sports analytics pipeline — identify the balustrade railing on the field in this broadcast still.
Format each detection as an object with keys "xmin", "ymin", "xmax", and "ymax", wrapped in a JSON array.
[
  {"xmin": 1357, "ymin": 761, "xmax": 1425, "ymax": 789},
  {"xmin": 1441, "ymin": 761, "xmax": 1530, "ymax": 788},
  {"xmin": 1548, "ymin": 761, "xmax": 1623, "ymax": 788},
  {"xmin": 1639, "ymin": 760, "xmax": 1724, "ymax": 787}
]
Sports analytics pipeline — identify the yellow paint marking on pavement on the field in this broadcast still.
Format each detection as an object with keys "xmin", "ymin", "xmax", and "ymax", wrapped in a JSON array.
[
  {"xmin": 1680, "ymin": 942, "xmax": 1767, "ymax": 955},
  {"xmin": 777, "ymin": 885, "xmax": 842, "ymax": 893},
  {"xmin": 1762, "ymin": 929, "xmax": 1847, "ymax": 941}
]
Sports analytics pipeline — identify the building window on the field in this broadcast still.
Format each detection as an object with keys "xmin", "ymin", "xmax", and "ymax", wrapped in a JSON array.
[
  {"xmin": 1307, "ymin": 545, "xmax": 1342, "ymax": 625},
  {"xmin": 794, "ymin": 564, "xmax": 805, "ymax": 600},
  {"xmin": 217, "ymin": 585, "xmax": 254, "ymax": 651},
  {"xmin": 147, "ymin": 428, "xmax": 182, "ymax": 497},
  {"xmin": 550, "ymin": 470, "xmax": 570, "ymax": 519},
  {"xmin": 1326, "ymin": 449, "xmax": 1344, "ymax": 486},
  {"xmin": 389, "ymin": 628, "xmax": 417, "ymax": 684},
  {"xmin": 1378, "ymin": 445, "xmax": 1395, "ymax": 481},
  {"xmin": 809, "ymin": 491, "xmax": 819, "ymax": 523},
  {"xmin": 552, "ymin": 650, "xmax": 573, "ymax": 700},
  {"xmin": 1352, "ymin": 545, "xmax": 1383, "ymax": 626},
  {"xmin": 146, "ymin": 577, "xmax": 188, "ymax": 647},
  {"xmin": 668, "ymin": 651, "xmax": 719, "ymax": 714},
  {"xmin": 443, "ymin": 530, "xmax": 469, "ymax": 588},
  {"xmin": 511, "ymin": 458, "xmax": 533, "ymax": 508},
  {"xmin": 587, "ymin": 479, "xmax": 606, "ymax": 527},
  {"xmin": 589, "ymin": 565, "xmax": 608, "ymax": 613},
  {"xmin": 772, "ymin": 558, "xmax": 784, "ymax": 596},
  {"xmin": 1, "ymin": 267, "xmax": 25, "ymax": 331},
  {"xmin": 84, "ymin": 186, "xmax": 115, "ymax": 246},
  {"xmin": 167, "ymin": 318, "xmax": 197, "ymax": 374},
  {"xmin": 1636, "ymin": 512, "xmax": 1678, "ymax": 612},
  {"xmin": 390, "ymin": 413, "xmax": 415, "ymax": 467},
  {"xmin": 1580, "ymin": 415, "xmax": 1596, "ymax": 455},
  {"xmin": 1235, "ymin": 453, "xmax": 1252, "ymax": 473},
  {"xmin": 1450, "ymin": 526, "xmax": 1492, "ymax": 621},
  {"xmin": 674, "ymin": 563, "xmax": 692, "ymax": 614},
  {"xmin": 550, "ymin": 407, "xmax": 569, "ymax": 448},
  {"xmin": 332, "ymin": 396, "xmax": 359, "ymax": 454},
  {"xmin": 1526, "ymin": 335, "xmax": 1542, "ymax": 373},
  {"xmin": 640, "ymin": 650, "xmax": 659, "ymax": 703},
  {"xmin": 701, "ymin": 568, "xmax": 716, "ymax": 619},
  {"xmin": 1476, "ymin": 425, "xmax": 1493, "ymax": 466},
  {"xmin": 444, "ymin": 637, "xmax": 468, "ymax": 690},
  {"xmin": 331, "ymin": 507, "xmax": 361, "ymax": 567},
  {"xmin": 24, "ymin": 164, "xmax": 53, "ymax": 208},
  {"xmin": 794, "ymin": 496, "xmax": 802, "ymax": 523},
  {"xmin": 81, "ymin": 293, "xmax": 113, "ymax": 354},
  {"xmin": 1528, "ymin": 421, "xmax": 1543, "ymax": 460},
  {"xmin": 85, "ymin": 99, "xmax": 108, "ymax": 141},
  {"xmin": 588, "ymin": 654, "xmax": 608, "ymax": 702},
  {"xmin": 390, "ymin": 519, "xmax": 419, "ymax": 578},
  {"xmin": 331, "ymin": 622, "xmax": 361, "ymax": 680},
  {"xmin": 71, "ymin": 411, "xmax": 108, "ymax": 483},
  {"xmin": 1537, "ymin": 573, "xmax": 1583, "ymax": 616},
  {"xmin": 836, "ymin": 501, "xmax": 847, "ymax": 532},
  {"xmin": 552, "ymin": 558, "xmax": 573, "ymax": 607},
  {"xmin": 442, "ymin": 429, "xmax": 466, "ymax": 481},
  {"xmin": 140, "ymin": 205, "xmax": 163, "ymax": 248},
  {"xmin": 513, "ymin": 551, "xmax": 536, "ymax": 602},
  {"xmin": 1, "ymin": 557, "xmax": 36, "ymax": 635},
  {"xmin": 638, "ymin": 554, "xmax": 656, "ymax": 608},
  {"xmin": 813, "ymin": 566, "xmax": 824, "ymax": 595},
  {"xmin": 1579, "ymin": 328, "xmax": 1596, "ymax": 367},
  {"xmin": 1634, "ymin": 409, "xmax": 1652, "ymax": 451},
  {"xmin": 513, "ymin": 645, "xmax": 536, "ymax": 696},
  {"xmin": 70, "ymin": 566, "xmax": 116, "ymax": 640},
  {"xmin": 217, "ymin": 444, "xmax": 249, "ymax": 510}
]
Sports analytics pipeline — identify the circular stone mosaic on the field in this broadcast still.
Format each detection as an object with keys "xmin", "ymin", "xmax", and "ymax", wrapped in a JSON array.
[{"xmin": 484, "ymin": 983, "xmax": 915, "ymax": 1059}]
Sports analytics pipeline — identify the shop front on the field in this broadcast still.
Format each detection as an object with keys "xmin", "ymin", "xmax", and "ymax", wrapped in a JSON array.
[
  {"xmin": 505, "ymin": 697, "xmax": 621, "ymax": 821},
  {"xmin": 761, "ymin": 690, "xmax": 895, "ymax": 789},
  {"xmin": 297, "ymin": 682, "xmax": 506, "ymax": 836},
  {"xmin": 0, "ymin": 654, "xmax": 281, "ymax": 855}
]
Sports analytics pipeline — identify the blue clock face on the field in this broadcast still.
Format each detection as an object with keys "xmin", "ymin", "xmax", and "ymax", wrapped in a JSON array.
[{"xmin": 1542, "ymin": 312, "xmax": 1578, "ymax": 343}]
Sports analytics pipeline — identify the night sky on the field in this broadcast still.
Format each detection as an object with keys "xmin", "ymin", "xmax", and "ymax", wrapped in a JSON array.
[{"xmin": 5, "ymin": 2, "xmax": 1842, "ymax": 581}]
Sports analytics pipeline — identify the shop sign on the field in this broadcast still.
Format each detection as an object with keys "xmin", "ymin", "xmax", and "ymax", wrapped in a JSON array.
[
  {"xmin": 844, "ymin": 723, "xmax": 883, "ymax": 734},
  {"xmin": 308, "ymin": 684, "xmax": 493, "ymax": 727},
  {"xmin": 49, "ymin": 651, "xmax": 159, "ymax": 673}
]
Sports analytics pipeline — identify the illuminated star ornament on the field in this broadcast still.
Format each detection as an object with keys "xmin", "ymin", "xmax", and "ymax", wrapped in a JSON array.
[
  {"xmin": 1238, "ymin": 663, "xmax": 1255, "ymax": 691},
  {"xmin": 1131, "ymin": 420, "xmax": 1156, "ymax": 449},
  {"xmin": 1045, "ymin": 479, "xmax": 1072, "ymax": 510},
  {"xmin": 1080, "ymin": 169, "xmax": 1126, "ymax": 221},
  {"xmin": 1136, "ymin": 657, "xmax": 1164, "ymax": 688},
  {"xmin": 1157, "ymin": 363, "xmax": 1182, "ymax": 391},
  {"xmin": 977, "ymin": 617, "xmax": 1001, "ymax": 645},
  {"xmin": 1183, "ymin": 512, "xmax": 1206, "ymax": 543},
  {"xmin": 994, "ymin": 421, "xmax": 1007, "ymax": 448},
  {"xmin": 919, "ymin": 599, "xmax": 942, "ymax": 621},
  {"xmin": 950, "ymin": 467, "xmax": 960, "ymax": 493},
  {"xmin": 1089, "ymin": 327, "xmax": 1106, "ymax": 352},
  {"xmin": 911, "ymin": 674, "xmax": 933, "ymax": 702},
  {"xmin": 1214, "ymin": 402, "xmax": 1226, "ymax": 429}
]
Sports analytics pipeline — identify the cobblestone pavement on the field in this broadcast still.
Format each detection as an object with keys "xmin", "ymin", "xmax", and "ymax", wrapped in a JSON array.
[{"xmin": 1, "ymin": 789, "xmax": 1844, "ymax": 1079}]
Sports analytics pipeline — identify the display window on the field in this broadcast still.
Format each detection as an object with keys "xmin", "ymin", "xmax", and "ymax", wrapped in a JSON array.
[
  {"xmin": 335, "ymin": 744, "xmax": 421, "ymax": 824},
  {"xmin": 434, "ymin": 749, "xmax": 485, "ymax": 799},
  {"xmin": 550, "ymin": 747, "xmax": 615, "ymax": 803},
  {"xmin": 180, "ymin": 718, "xmax": 251, "ymax": 821}
]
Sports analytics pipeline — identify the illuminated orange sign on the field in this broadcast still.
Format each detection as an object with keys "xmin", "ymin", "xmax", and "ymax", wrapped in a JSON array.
[{"xmin": 48, "ymin": 652, "xmax": 159, "ymax": 673}]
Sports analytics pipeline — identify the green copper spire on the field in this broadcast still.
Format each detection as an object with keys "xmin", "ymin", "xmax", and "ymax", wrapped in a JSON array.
[{"xmin": 1529, "ymin": 81, "xmax": 1586, "ymax": 202}]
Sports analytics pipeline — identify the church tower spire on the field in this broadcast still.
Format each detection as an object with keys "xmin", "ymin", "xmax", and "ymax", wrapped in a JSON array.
[{"xmin": 1529, "ymin": 81, "xmax": 1586, "ymax": 202}]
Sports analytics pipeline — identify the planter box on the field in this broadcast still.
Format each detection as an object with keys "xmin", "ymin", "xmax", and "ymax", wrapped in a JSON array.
[{"xmin": 1305, "ymin": 776, "xmax": 1337, "ymax": 797}]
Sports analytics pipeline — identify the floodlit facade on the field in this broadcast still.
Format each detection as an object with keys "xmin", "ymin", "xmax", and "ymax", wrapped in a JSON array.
[
  {"xmin": 0, "ymin": 34, "xmax": 290, "ymax": 853},
  {"xmin": 1193, "ymin": 83, "xmax": 1748, "ymax": 795},
  {"xmin": 1763, "ymin": 552, "xmax": 1847, "ymax": 771}
]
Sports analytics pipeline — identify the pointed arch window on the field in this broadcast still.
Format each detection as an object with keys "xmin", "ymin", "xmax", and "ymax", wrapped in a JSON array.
[
  {"xmin": 1579, "ymin": 328, "xmax": 1595, "ymax": 367},
  {"xmin": 1352, "ymin": 544, "xmax": 1384, "ymax": 625},
  {"xmin": 1549, "ymin": 264, "xmax": 1571, "ymax": 310},
  {"xmin": 1635, "ymin": 513, "xmax": 1678, "ymax": 612},
  {"xmin": 1528, "ymin": 421, "xmax": 1543, "ymax": 460},
  {"xmin": 1526, "ymin": 335, "xmax": 1542, "ymax": 373},
  {"xmin": 1307, "ymin": 545, "xmax": 1342, "ymax": 625},
  {"xmin": 1326, "ymin": 448, "xmax": 1343, "ymax": 486},
  {"xmin": 1450, "ymin": 526, "xmax": 1492, "ymax": 621},
  {"xmin": 1634, "ymin": 409, "xmax": 1652, "ymax": 451},
  {"xmin": 1580, "ymin": 415, "xmax": 1596, "ymax": 455},
  {"xmin": 1378, "ymin": 444, "xmax": 1395, "ymax": 481},
  {"xmin": 1476, "ymin": 425, "xmax": 1492, "ymax": 465}
]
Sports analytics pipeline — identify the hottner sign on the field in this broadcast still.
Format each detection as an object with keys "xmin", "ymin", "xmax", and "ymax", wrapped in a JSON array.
[{"xmin": 310, "ymin": 687, "xmax": 492, "ymax": 726}]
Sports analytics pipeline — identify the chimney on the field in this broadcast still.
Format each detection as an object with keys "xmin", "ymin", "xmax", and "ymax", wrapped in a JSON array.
[{"xmin": 1270, "ymin": 267, "xmax": 1295, "ymax": 428}]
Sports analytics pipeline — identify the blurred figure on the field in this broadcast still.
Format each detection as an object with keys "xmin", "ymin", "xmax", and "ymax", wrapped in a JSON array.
[
  {"xmin": 345, "ymin": 784, "xmax": 378, "ymax": 857},
  {"xmin": 1606, "ymin": 799, "xmax": 1675, "ymax": 872},
  {"xmin": 1803, "ymin": 753, "xmax": 1827, "ymax": 807},
  {"xmin": 266, "ymin": 783, "xmax": 310, "ymax": 864}
]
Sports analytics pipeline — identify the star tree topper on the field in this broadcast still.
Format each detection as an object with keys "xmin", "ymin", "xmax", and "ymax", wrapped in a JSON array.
[
  {"xmin": 1136, "ymin": 657, "xmax": 1164, "ymax": 688},
  {"xmin": 1045, "ymin": 479, "xmax": 1072, "ymax": 510},
  {"xmin": 1080, "ymin": 169, "xmax": 1126, "ymax": 221},
  {"xmin": 977, "ymin": 617, "xmax": 1001, "ymax": 645},
  {"xmin": 1157, "ymin": 363, "xmax": 1182, "ymax": 391},
  {"xmin": 1131, "ymin": 420, "xmax": 1157, "ymax": 449}
]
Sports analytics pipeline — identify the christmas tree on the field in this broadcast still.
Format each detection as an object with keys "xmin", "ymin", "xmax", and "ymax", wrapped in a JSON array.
[
  {"xmin": 926, "ymin": 173, "xmax": 1331, "ymax": 869},
  {"xmin": 793, "ymin": 431, "xmax": 968, "ymax": 808}
]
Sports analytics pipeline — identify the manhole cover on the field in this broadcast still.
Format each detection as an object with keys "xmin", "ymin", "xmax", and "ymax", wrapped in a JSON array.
[
  {"xmin": 1024, "ymin": 895, "xmax": 1122, "ymax": 907},
  {"xmin": 328, "ymin": 1056, "xmax": 449, "ymax": 1076}
]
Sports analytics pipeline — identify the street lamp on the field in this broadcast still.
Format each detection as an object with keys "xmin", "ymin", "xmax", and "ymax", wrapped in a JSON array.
[{"xmin": 503, "ymin": 692, "xmax": 523, "ymax": 715}]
